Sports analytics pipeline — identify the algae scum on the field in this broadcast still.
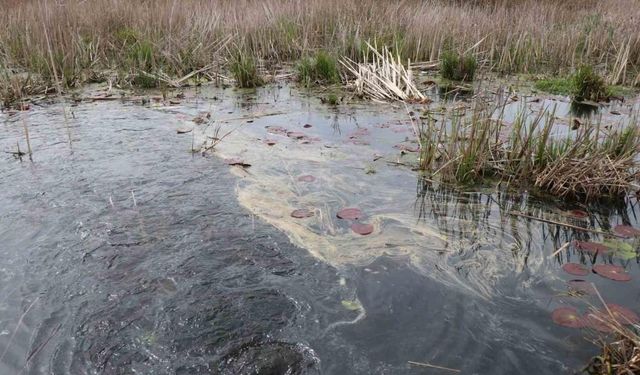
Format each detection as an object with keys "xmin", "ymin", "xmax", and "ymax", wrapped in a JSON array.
[{"xmin": 1, "ymin": 84, "xmax": 640, "ymax": 374}]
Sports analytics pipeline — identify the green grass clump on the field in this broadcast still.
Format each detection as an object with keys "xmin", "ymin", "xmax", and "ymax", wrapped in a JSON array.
[
  {"xmin": 297, "ymin": 51, "xmax": 340, "ymax": 86},
  {"xmin": 572, "ymin": 65, "xmax": 608, "ymax": 102},
  {"xmin": 440, "ymin": 51, "xmax": 477, "ymax": 82},
  {"xmin": 326, "ymin": 93, "xmax": 339, "ymax": 105},
  {"xmin": 230, "ymin": 53, "xmax": 262, "ymax": 88},
  {"xmin": 534, "ymin": 77, "xmax": 574, "ymax": 95}
]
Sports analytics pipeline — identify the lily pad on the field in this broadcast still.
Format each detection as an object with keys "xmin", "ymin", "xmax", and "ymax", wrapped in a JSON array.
[
  {"xmin": 287, "ymin": 131, "xmax": 306, "ymax": 139},
  {"xmin": 562, "ymin": 263, "xmax": 589, "ymax": 276},
  {"xmin": 297, "ymin": 175, "xmax": 316, "ymax": 183},
  {"xmin": 583, "ymin": 312, "xmax": 613, "ymax": 332},
  {"xmin": 303, "ymin": 124, "xmax": 312, "ymax": 128},
  {"xmin": 393, "ymin": 143, "xmax": 419, "ymax": 153},
  {"xmin": 266, "ymin": 126, "xmax": 287, "ymax": 135},
  {"xmin": 351, "ymin": 223, "xmax": 374, "ymax": 235},
  {"xmin": 551, "ymin": 307, "xmax": 585, "ymax": 328},
  {"xmin": 574, "ymin": 241, "xmax": 610, "ymax": 254},
  {"xmin": 602, "ymin": 240, "xmax": 637, "ymax": 260},
  {"xmin": 290, "ymin": 209, "xmax": 314, "ymax": 219},
  {"xmin": 593, "ymin": 264, "xmax": 631, "ymax": 281},
  {"xmin": 337, "ymin": 208, "xmax": 363, "ymax": 220},
  {"xmin": 264, "ymin": 139, "xmax": 277, "ymax": 146},
  {"xmin": 613, "ymin": 225, "xmax": 640, "ymax": 238},
  {"xmin": 606, "ymin": 304, "xmax": 640, "ymax": 324}
]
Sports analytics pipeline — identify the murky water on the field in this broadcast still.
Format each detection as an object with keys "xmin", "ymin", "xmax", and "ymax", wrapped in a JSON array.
[{"xmin": 1, "ymin": 84, "xmax": 640, "ymax": 374}]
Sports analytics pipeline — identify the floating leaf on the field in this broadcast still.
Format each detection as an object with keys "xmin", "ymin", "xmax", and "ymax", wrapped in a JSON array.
[
  {"xmin": 264, "ymin": 139, "xmax": 277, "ymax": 146},
  {"xmin": 393, "ymin": 143, "xmax": 419, "ymax": 153},
  {"xmin": 341, "ymin": 300, "xmax": 362, "ymax": 311},
  {"xmin": 606, "ymin": 304, "xmax": 640, "ymax": 324},
  {"xmin": 613, "ymin": 225, "xmax": 640, "ymax": 238},
  {"xmin": 351, "ymin": 223, "xmax": 374, "ymax": 235},
  {"xmin": 562, "ymin": 263, "xmax": 589, "ymax": 276},
  {"xmin": 567, "ymin": 280, "xmax": 595, "ymax": 294},
  {"xmin": 176, "ymin": 127, "xmax": 192, "ymax": 134},
  {"xmin": 303, "ymin": 124, "xmax": 312, "ymax": 128},
  {"xmin": 225, "ymin": 158, "xmax": 251, "ymax": 167},
  {"xmin": 602, "ymin": 240, "xmax": 637, "ymax": 260},
  {"xmin": 266, "ymin": 126, "xmax": 287, "ymax": 135},
  {"xmin": 297, "ymin": 175, "xmax": 316, "ymax": 183},
  {"xmin": 287, "ymin": 131, "xmax": 306, "ymax": 139},
  {"xmin": 574, "ymin": 241, "xmax": 610, "ymax": 254},
  {"xmin": 291, "ymin": 209, "xmax": 314, "ymax": 219},
  {"xmin": 593, "ymin": 264, "xmax": 631, "ymax": 281},
  {"xmin": 583, "ymin": 313, "xmax": 613, "ymax": 332},
  {"xmin": 551, "ymin": 307, "xmax": 585, "ymax": 328},
  {"xmin": 337, "ymin": 208, "xmax": 363, "ymax": 220}
]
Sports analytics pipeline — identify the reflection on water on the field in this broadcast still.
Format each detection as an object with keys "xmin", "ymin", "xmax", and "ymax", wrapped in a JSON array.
[{"xmin": 0, "ymin": 83, "xmax": 639, "ymax": 374}]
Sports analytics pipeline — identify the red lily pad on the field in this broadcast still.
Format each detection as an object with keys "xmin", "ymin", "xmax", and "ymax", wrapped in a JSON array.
[
  {"xmin": 291, "ymin": 209, "xmax": 314, "ymax": 219},
  {"xmin": 303, "ymin": 124, "xmax": 312, "ymax": 128},
  {"xmin": 348, "ymin": 128, "xmax": 369, "ymax": 138},
  {"xmin": 337, "ymin": 208, "xmax": 363, "ymax": 220},
  {"xmin": 287, "ymin": 131, "xmax": 306, "ymax": 139},
  {"xmin": 583, "ymin": 312, "xmax": 613, "ymax": 332},
  {"xmin": 266, "ymin": 126, "xmax": 287, "ymax": 135},
  {"xmin": 351, "ymin": 223, "xmax": 374, "ymax": 235},
  {"xmin": 297, "ymin": 175, "xmax": 316, "ymax": 183},
  {"xmin": 567, "ymin": 280, "xmax": 595, "ymax": 294},
  {"xmin": 593, "ymin": 264, "xmax": 631, "ymax": 281},
  {"xmin": 225, "ymin": 158, "xmax": 251, "ymax": 167},
  {"xmin": 606, "ymin": 304, "xmax": 640, "ymax": 324},
  {"xmin": 350, "ymin": 139, "xmax": 370, "ymax": 146},
  {"xmin": 568, "ymin": 209, "xmax": 589, "ymax": 219},
  {"xmin": 574, "ymin": 241, "xmax": 610, "ymax": 254},
  {"xmin": 613, "ymin": 225, "xmax": 640, "ymax": 238},
  {"xmin": 562, "ymin": 263, "xmax": 589, "ymax": 276},
  {"xmin": 264, "ymin": 139, "xmax": 277, "ymax": 146},
  {"xmin": 551, "ymin": 307, "xmax": 585, "ymax": 328}
]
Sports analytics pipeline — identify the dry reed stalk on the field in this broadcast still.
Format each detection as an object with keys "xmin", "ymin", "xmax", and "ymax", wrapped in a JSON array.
[
  {"xmin": 341, "ymin": 42, "xmax": 425, "ymax": 102},
  {"xmin": 1, "ymin": 0, "xmax": 639, "ymax": 100}
]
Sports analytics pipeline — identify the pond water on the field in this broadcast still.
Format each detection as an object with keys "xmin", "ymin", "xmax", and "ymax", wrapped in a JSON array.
[{"xmin": 1, "ymin": 84, "xmax": 639, "ymax": 374}]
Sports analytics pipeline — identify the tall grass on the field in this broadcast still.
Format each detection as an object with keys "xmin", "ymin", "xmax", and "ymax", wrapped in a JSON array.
[
  {"xmin": 0, "ymin": 0, "xmax": 639, "ymax": 101},
  {"xmin": 414, "ymin": 102, "xmax": 640, "ymax": 200}
]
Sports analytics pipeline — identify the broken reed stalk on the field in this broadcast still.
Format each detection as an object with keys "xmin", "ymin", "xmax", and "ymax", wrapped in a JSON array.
[
  {"xmin": 21, "ymin": 110, "xmax": 32, "ymax": 158},
  {"xmin": 341, "ymin": 42, "xmax": 426, "ymax": 102}
]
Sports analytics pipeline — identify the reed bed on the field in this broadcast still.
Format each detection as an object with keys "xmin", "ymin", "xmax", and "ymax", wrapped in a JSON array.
[
  {"xmin": 1, "ymin": 0, "xmax": 639, "ymax": 102},
  {"xmin": 413, "ymin": 102, "xmax": 640, "ymax": 201}
]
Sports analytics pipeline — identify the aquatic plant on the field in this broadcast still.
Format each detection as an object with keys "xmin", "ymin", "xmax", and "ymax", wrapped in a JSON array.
[
  {"xmin": 440, "ymin": 51, "xmax": 477, "ymax": 82},
  {"xmin": 572, "ymin": 65, "xmax": 609, "ymax": 102},
  {"xmin": 413, "ymin": 101, "xmax": 640, "ymax": 200},
  {"xmin": 297, "ymin": 51, "xmax": 340, "ymax": 86},
  {"xmin": 229, "ymin": 52, "xmax": 263, "ymax": 88}
]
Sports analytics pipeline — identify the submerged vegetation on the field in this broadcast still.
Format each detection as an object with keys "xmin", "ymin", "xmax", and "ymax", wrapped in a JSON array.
[
  {"xmin": 1, "ymin": 0, "xmax": 640, "ymax": 104},
  {"xmin": 414, "ymin": 103, "xmax": 640, "ymax": 201}
]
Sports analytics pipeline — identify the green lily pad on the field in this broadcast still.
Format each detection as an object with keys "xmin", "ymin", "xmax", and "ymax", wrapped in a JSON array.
[
  {"xmin": 341, "ymin": 300, "xmax": 362, "ymax": 311},
  {"xmin": 602, "ymin": 240, "xmax": 637, "ymax": 260}
]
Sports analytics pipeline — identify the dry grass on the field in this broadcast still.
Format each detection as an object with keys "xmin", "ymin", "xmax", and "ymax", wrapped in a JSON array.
[
  {"xmin": 341, "ymin": 42, "xmax": 425, "ymax": 102},
  {"xmin": 0, "ymin": 0, "xmax": 639, "ymax": 103}
]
